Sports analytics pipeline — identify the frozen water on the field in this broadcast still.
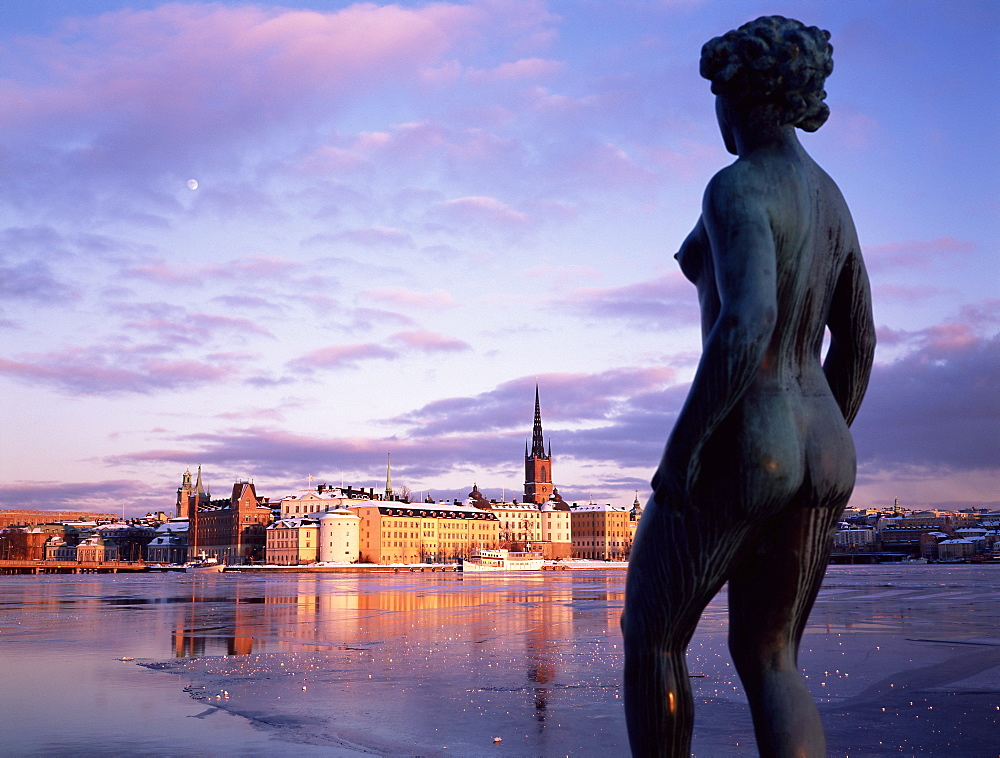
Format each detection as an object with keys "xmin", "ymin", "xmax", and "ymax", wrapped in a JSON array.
[{"xmin": 1, "ymin": 566, "xmax": 998, "ymax": 756}]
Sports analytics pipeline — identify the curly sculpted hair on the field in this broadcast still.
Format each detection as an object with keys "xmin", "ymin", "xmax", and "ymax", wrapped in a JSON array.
[{"xmin": 700, "ymin": 16, "xmax": 834, "ymax": 132}]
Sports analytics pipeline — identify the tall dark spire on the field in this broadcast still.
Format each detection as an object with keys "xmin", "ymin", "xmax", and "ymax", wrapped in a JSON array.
[{"xmin": 530, "ymin": 384, "xmax": 546, "ymax": 458}]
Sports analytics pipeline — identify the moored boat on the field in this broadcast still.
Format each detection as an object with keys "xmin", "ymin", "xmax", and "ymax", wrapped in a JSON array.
[{"xmin": 461, "ymin": 548, "xmax": 544, "ymax": 572}]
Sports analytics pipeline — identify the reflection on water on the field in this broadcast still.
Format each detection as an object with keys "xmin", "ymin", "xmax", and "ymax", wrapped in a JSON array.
[{"xmin": 2, "ymin": 567, "xmax": 998, "ymax": 757}]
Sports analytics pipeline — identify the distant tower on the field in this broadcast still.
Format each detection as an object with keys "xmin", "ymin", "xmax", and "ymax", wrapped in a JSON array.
[
  {"xmin": 385, "ymin": 452, "xmax": 393, "ymax": 501},
  {"xmin": 176, "ymin": 468, "xmax": 193, "ymax": 518},
  {"xmin": 524, "ymin": 385, "xmax": 553, "ymax": 504}
]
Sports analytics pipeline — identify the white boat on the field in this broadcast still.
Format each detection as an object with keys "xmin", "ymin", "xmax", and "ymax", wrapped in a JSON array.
[
  {"xmin": 147, "ymin": 553, "xmax": 224, "ymax": 573},
  {"xmin": 461, "ymin": 549, "xmax": 544, "ymax": 572},
  {"xmin": 184, "ymin": 556, "xmax": 224, "ymax": 573}
]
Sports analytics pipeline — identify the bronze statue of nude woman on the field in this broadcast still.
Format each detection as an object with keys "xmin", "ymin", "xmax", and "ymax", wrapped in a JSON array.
[{"xmin": 622, "ymin": 16, "xmax": 875, "ymax": 757}]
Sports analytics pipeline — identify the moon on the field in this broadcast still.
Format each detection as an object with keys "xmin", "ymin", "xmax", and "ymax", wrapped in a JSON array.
[{"xmin": 187, "ymin": 179, "xmax": 199, "ymax": 190}]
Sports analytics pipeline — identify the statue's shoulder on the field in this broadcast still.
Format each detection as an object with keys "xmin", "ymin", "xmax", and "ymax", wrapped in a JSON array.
[{"xmin": 703, "ymin": 161, "xmax": 769, "ymax": 220}]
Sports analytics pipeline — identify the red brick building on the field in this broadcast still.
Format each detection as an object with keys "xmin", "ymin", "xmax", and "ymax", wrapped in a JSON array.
[{"xmin": 182, "ymin": 476, "xmax": 271, "ymax": 565}]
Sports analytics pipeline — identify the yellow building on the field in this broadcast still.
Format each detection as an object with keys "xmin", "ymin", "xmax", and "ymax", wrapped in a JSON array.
[
  {"xmin": 353, "ymin": 502, "xmax": 499, "ymax": 564},
  {"xmin": 266, "ymin": 517, "xmax": 319, "ymax": 565},
  {"xmin": 278, "ymin": 486, "xmax": 372, "ymax": 517},
  {"xmin": 570, "ymin": 503, "xmax": 632, "ymax": 560}
]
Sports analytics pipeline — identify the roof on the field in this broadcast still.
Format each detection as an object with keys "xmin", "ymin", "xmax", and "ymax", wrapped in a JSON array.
[
  {"xmin": 318, "ymin": 510, "xmax": 360, "ymax": 521},
  {"xmin": 570, "ymin": 503, "xmax": 629, "ymax": 513}
]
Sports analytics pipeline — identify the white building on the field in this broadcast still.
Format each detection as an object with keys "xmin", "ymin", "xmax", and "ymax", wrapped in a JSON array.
[
  {"xmin": 319, "ymin": 510, "xmax": 361, "ymax": 563},
  {"xmin": 278, "ymin": 487, "xmax": 371, "ymax": 518}
]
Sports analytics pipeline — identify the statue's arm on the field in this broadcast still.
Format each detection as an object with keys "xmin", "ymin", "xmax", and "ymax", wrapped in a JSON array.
[
  {"xmin": 823, "ymin": 244, "xmax": 875, "ymax": 425},
  {"xmin": 652, "ymin": 169, "xmax": 776, "ymax": 505}
]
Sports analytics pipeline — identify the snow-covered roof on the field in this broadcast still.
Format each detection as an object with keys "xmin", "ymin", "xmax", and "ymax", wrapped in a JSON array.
[
  {"xmin": 266, "ymin": 517, "xmax": 320, "ymax": 530},
  {"xmin": 318, "ymin": 510, "xmax": 360, "ymax": 521},
  {"xmin": 570, "ymin": 503, "xmax": 629, "ymax": 513}
]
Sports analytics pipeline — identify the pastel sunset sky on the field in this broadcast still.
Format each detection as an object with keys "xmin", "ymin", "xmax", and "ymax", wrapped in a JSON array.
[{"xmin": 1, "ymin": 0, "xmax": 996, "ymax": 516}]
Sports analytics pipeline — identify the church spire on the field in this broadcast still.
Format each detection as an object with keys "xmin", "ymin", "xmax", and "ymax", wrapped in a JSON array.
[
  {"xmin": 531, "ymin": 383, "xmax": 546, "ymax": 458},
  {"xmin": 385, "ymin": 451, "xmax": 393, "ymax": 501},
  {"xmin": 194, "ymin": 465, "xmax": 206, "ymax": 496}
]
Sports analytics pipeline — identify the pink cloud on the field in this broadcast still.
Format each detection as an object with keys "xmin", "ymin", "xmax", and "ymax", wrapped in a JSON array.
[
  {"xmin": 0, "ymin": 3, "xmax": 491, "ymax": 173},
  {"xmin": 122, "ymin": 260, "xmax": 201, "ymax": 286},
  {"xmin": 295, "ymin": 343, "xmax": 398, "ymax": 370},
  {"xmin": 359, "ymin": 287, "xmax": 458, "ymax": 309},
  {"xmin": 865, "ymin": 237, "xmax": 975, "ymax": 273},
  {"xmin": 827, "ymin": 107, "xmax": 881, "ymax": 149},
  {"xmin": 391, "ymin": 330, "xmax": 471, "ymax": 353},
  {"xmin": 124, "ymin": 255, "xmax": 301, "ymax": 286},
  {"xmin": 467, "ymin": 57, "xmax": 565, "ymax": 84},
  {"xmin": 874, "ymin": 283, "xmax": 952, "ymax": 301},
  {"xmin": 122, "ymin": 312, "xmax": 274, "ymax": 344},
  {"xmin": 434, "ymin": 195, "xmax": 529, "ymax": 227}
]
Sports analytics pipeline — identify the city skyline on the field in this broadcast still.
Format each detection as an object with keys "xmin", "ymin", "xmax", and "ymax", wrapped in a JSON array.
[{"xmin": 0, "ymin": 1, "xmax": 997, "ymax": 516}]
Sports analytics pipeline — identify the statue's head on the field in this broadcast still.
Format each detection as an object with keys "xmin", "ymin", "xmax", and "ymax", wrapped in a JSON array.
[{"xmin": 700, "ymin": 16, "xmax": 833, "ymax": 132}]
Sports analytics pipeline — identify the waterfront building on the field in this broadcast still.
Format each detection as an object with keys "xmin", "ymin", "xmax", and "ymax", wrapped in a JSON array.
[
  {"xmin": 937, "ymin": 538, "xmax": 976, "ymax": 561},
  {"xmin": 51, "ymin": 541, "xmax": 78, "ymax": 561},
  {"xmin": 266, "ymin": 517, "xmax": 320, "ymax": 565},
  {"xmin": 76, "ymin": 534, "xmax": 116, "ymax": 562},
  {"xmin": 147, "ymin": 520, "xmax": 188, "ymax": 564},
  {"xmin": 539, "ymin": 491, "xmax": 573, "ymax": 559},
  {"xmin": 278, "ymin": 486, "xmax": 373, "ymax": 518},
  {"xmin": 0, "ymin": 526, "xmax": 51, "ymax": 560},
  {"xmin": 318, "ymin": 510, "xmax": 360, "ymax": 563},
  {"xmin": 189, "ymin": 481, "xmax": 272, "ymax": 564},
  {"xmin": 354, "ymin": 501, "xmax": 499, "ymax": 564},
  {"xmin": 0, "ymin": 509, "xmax": 119, "ymax": 528},
  {"xmin": 570, "ymin": 502, "xmax": 632, "ymax": 560},
  {"xmin": 833, "ymin": 526, "xmax": 877, "ymax": 550}
]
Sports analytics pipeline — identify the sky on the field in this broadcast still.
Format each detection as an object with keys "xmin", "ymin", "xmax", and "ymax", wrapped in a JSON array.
[{"xmin": 0, "ymin": 0, "xmax": 996, "ymax": 517}]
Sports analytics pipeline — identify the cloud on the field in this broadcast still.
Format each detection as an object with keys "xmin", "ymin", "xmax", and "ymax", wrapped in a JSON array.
[
  {"xmin": 864, "ymin": 236, "xmax": 975, "ymax": 273},
  {"xmin": 0, "ymin": 4, "xmax": 488, "ymax": 165},
  {"xmin": 123, "ymin": 254, "xmax": 302, "ymax": 287},
  {"xmin": 359, "ymin": 287, "xmax": 458, "ymax": 309},
  {"xmin": 432, "ymin": 195, "xmax": 530, "ymax": 228},
  {"xmin": 0, "ymin": 346, "xmax": 239, "ymax": 396},
  {"xmin": 0, "ymin": 258, "xmax": 75, "ymax": 302},
  {"xmin": 853, "ymin": 329, "xmax": 999, "ymax": 472},
  {"xmin": 390, "ymin": 330, "xmax": 471, "ymax": 353},
  {"xmin": 327, "ymin": 227, "xmax": 414, "ymax": 248},
  {"xmin": 294, "ymin": 343, "xmax": 398, "ymax": 371},
  {"xmin": 466, "ymin": 57, "xmax": 565, "ymax": 84},
  {"xmin": 396, "ymin": 368, "xmax": 677, "ymax": 438},
  {"xmin": 0, "ymin": 479, "xmax": 156, "ymax": 512},
  {"xmin": 555, "ymin": 272, "xmax": 699, "ymax": 330}
]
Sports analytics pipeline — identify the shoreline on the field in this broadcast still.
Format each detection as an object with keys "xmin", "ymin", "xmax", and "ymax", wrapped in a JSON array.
[{"xmin": 227, "ymin": 560, "xmax": 630, "ymax": 573}]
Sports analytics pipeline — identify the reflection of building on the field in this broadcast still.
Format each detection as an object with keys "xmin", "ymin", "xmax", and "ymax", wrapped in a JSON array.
[
  {"xmin": 570, "ymin": 503, "xmax": 632, "ymax": 560},
  {"xmin": 355, "ymin": 502, "xmax": 499, "ymax": 564}
]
